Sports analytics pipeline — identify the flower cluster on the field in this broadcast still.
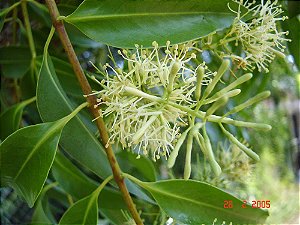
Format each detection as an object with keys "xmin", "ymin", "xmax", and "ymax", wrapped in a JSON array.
[
  {"xmin": 93, "ymin": 50, "xmax": 271, "ymax": 179},
  {"xmin": 90, "ymin": 0, "xmax": 289, "ymax": 179},
  {"xmin": 93, "ymin": 42, "xmax": 213, "ymax": 161},
  {"xmin": 194, "ymin": 143, "xmax": 254, "ymax": 189},
  {"xmin": 221, "ymin": 0, "xmax": 290, "ymax": 72}
]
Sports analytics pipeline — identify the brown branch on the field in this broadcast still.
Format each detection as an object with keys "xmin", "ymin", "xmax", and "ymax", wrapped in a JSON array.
[{"xmin": 44, "ymin": 1, "xmax": 143, "ymax": 224}]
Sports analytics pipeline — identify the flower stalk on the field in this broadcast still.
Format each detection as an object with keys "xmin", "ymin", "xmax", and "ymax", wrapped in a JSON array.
[{"xmin": 122, "ymin": 85, "xmax": 271, "ymax": 130}]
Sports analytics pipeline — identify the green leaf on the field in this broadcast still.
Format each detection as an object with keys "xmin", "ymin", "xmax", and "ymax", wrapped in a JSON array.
[
  {"xmin": 28, "ymin": 1, "xmax": 52, "ymax": 28},
  {"xmin": 0, "ymin": 46, "xmax": 32, "ymax": 78},
  {"xmin": 36, "ymin": 55, "xmax": 83, "ymax": 98},
  {"xmin": 30, "ymin": 182, "xmax": 57, "ymax": 225},
  {"xmin": 58, "ymin": 173, "xmax": 115, "ymax": 225},
  {"xmin": 20, "ymin": 69, "xmax": 38, "ymax": 99},
  {"xmin": 66, "ymin": 23, "xmax": 104, "ymax": 49},
  {"xmin": 59, "ymin": 191, "xmax": 99, "ymax": 225},
  {"xmin": 37, "ymin": 53, "xmax": 111, "ymax": 179},
  {"xmin": 58, "ymin": 2, "xmax": 109, "ymax": 48},
  {"xmin": 116, "ymin": 151, "xmax": 157, "ymax": 204},
  {"xmin": 117, "ymin": 150, "xmax": 157, "ymax": 182},
  {"xmin": 132, "ymin": 179, "xmax": 269, "ymax": 224},
  {"xmin": 0, "ymin": 97, "xmax": 36, "ymax": 140},
  {"xmin": 52, "ymin": 152, "xmax": 131, "ymax": 225},
  {"xmin": 52, "ymin": 152, "xmax": 99, "ymax": 199},
  {"xmin": 125, "ymin": 179, "xmax": 156, "ymax": 204},
  {"xmin": 0, "ymin": 96, "xmax": 86, "ymax": 207},
  {"xmin": 65, "ymin": 0, "xmax": 235, "ymax": 48},
  {"xmin": 37, "ymin": 52, "xmax": 155, "ymax": 210},
  {"xmin": 0, "ymin": 118, "xmax": 68, "ymax": 207}
]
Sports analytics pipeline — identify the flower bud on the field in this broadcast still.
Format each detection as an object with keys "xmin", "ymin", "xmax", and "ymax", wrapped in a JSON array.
[
  {"xmin": 204, "ymin": 89, "xmax": 240, "ymax": 105},
  {"xmin": 202, "ymin": 59, "xmax": 230, "ymax": 99},
  {"xmin": 202, "ymin": 131, "xmax": 222, "ymax": 176},
  {"xmin": 195, "ymin": 66, "xmax": 205, "ymax": 100},
  {"xmin": 184, "ymin": 133, "xmax": 194, "ymax": 180},
  {"xmin": 168, "ymin": 128, "xmax": 191, "ymax": 168},
  {"xmin": 132, "ymin": 115, "xmax": 159, "ymax": 144},
  {"xmin": 206, "ymin": 96, "xmax": 228, "ymax": 117},
  {"xmin": 225, "ymin": 91, "xmax": 270, "ymax": 116},
  {"xmin": 204, "ymin": 73, "xmax": 252, "ymax": 104},
  {"xmin": 220, "ymin": 124, "xmax": 260, "ymax": 161},
  {"xmin": 167, "ymin": 61, "xmax": 181, "ymax": 93}
]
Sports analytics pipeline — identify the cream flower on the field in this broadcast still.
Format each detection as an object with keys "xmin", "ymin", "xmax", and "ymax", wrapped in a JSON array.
[
  {"xmin": 93, "ymin": 42, "xmax": 212, "ymax": 161},
  {"xmin": 223, "ymin": 0, "xmax": 290, "ymax": 72},
  {"xmin": 91, "ymin": 52, "xmax": 271, "ymax": 179},
  {"xmin": 90, "ymin": 36, "xmax": 274, "ymax": 180}
]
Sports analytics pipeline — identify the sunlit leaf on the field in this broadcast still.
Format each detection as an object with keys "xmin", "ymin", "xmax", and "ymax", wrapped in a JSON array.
[
  {"xmin": 52, "ymin": 152, "xmax": 132, "ymax": 225},
  {"xmin": 37, "ymin": 53, "xmax": 112, "ymax": 179},
  {"xmin": 0, "ymin": 118, "xmax": 68, "ymax": 207},
  {"xmin": 117, "ymin": 150, "xmax": 157, "ymax": 182},
  {"xmin": 65, "ymin": 0, "xmax": 235, "ymax": 48},
  {"xmin": 134, "ymin": 179, "xmax": 269, "ymax": 224},
  {"xmin": 36, "ymin": 55, "xmax": 83, "ymax": 98},
  {"xmin": 30, "ymin": 183, "xmax": 57, "ymax": 225},
  {"xmin": 37, "ymin": 51, "xmax": 155, "ymax": 210},
  {"xmin": 59, "ymin": 191, "xmax": 99, "ymax": 225}
]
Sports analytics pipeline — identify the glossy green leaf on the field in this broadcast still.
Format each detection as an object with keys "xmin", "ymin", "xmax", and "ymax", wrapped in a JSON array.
[
  {"xmin": 133, "ymin": 179, "xmax": 268, "ymax": 224},
  {"xmin": 37, "ymin": 52, "xmax": 154, "ymax": 208},
  {"xmin": 37, "ymin": 53, "xmax": 111, "ymax": 179},
  {"xmin": 0, "ymin": 46, "xmax": 31, "ymax": 78},
  {"xmin": 117, "ymin": 150, "xmax": 157, "ymax": 182},
  {"xmin": 66, "ymin": 23, "xmax": 104, "ymax": 49},
  {"xmin": 58, "ymin": 170, "xmax": 115, "ymax": 225},
  {"xmin": 59, "ymin": 191, "xmax": 99, "ymax": 225},
  {"xmin": 52, "ymin": 152, "xmax": 131, "ymax": 225},
  {"xmin": 20, "ymin": 69, "xmax": 38, "ymax": 99},
  {"xmin": 0, "ymin": 118, "xmax": 68, "ymax": 207},
  {"xmin": 65, "ymin": 0, "xmax": 235, "ymax": 48},
  {"xmin": 58, "ymin": 2, "xmax": 103, "ymax": 48},
  {"xmin": 114, "ymin": 151, "xmax": 157, "ymax": 204},
  {"xmin": 35, "ymin": 55, "xmax": 83, "ymax": 98},
  {"xmin": 125, "ymin": 179, "xmax": 156, "ymax": 204},
  {"xmin": 30, "ymin": 183, "xmax": 57, "ymax": 225},
  {"xmin": 52, "ymin": 152, "xmax": 99, "ymax": 199},
  {"xmin": 0, "ymin": 97, "xmax": 36, "ymax": 140}
]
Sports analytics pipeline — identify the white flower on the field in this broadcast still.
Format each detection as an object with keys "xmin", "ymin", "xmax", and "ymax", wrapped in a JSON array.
[
  {"xmin": 92, "ymin": 42, "xmax": 212, "ymax": 161},
  {"xmin": 223, "ymin": 0, "xmax": 290, "ymax": 72}
]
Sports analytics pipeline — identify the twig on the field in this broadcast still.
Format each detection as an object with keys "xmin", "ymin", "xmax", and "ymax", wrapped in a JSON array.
[{"xmin": 44, "ymin": 1, "xmax": 143, "ymax": 224}]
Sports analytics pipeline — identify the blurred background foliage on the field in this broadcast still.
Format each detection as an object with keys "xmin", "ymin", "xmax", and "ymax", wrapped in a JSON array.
[{"xmin": 0, "ymin": 0, "xmax": 299, "ymax": 224}]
